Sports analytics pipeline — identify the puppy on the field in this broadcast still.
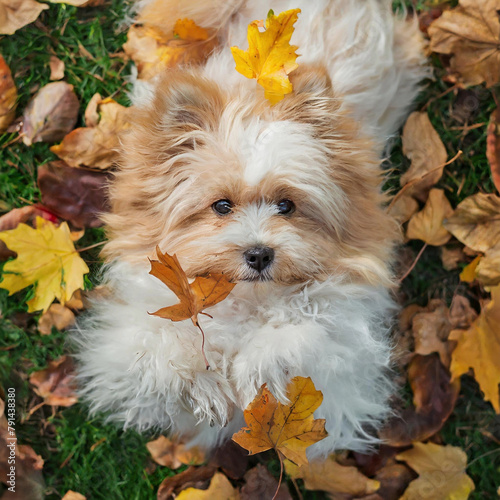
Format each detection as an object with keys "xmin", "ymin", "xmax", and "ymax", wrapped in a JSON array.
[{"xmin": 74, "ymin": 0, "xmax": 428, "ymax": 457}]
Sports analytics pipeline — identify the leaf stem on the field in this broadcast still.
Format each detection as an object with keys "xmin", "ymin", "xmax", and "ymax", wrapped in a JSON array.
[
  {"xmin": 272, "ymin": 451, "xmax": 284, "ymax": 500},
  {"xmin": 76, "ymin": 241, "xmax": 106, "ymax": 253},
  {"xmin": 194, "ymin": 318, "xmax": 211, "ymax": 370},
  {"xmin": 399, "ymin": 243, "xmax": 428, "ymax": 282}
]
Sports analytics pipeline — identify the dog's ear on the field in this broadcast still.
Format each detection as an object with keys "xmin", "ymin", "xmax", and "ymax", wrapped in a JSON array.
[{"xmin": 274, "ymin": 64, "xmax": 339, "ymax": 127}]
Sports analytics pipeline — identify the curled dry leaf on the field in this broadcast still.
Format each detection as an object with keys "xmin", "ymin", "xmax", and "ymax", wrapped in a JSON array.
[
  {"xmin": 124, "ymin": 20, "xmax": 218, "ymax": 81},
  {"xmin": 0, "ymin": 0, "xmax": 48, "ymax": 35},
  {"xmin": 387, "ymin": 193, "xmax": 419, "ymax": 225},
  {"xmin": 146, "ymin": 435, "xmax": 205, "ymax": 469},
  {"xmin": 231, "ymin": 9, "xmax": 301, "ymax": 104},
  {"xmin": 232, "ymin": 376, "xmax": 327, "ymax": 466},
  {"xmin": 0, "ymin": 217, "xmax": 89, "ymax": 312},
  {"xmin": 176, "ymin": 472, "xmax": 239, "ymax": 500},
  {"xmin": 400, "ymin": 112, "xmax": 448, "ymax": 202},
  {"xmin": 397, "ymin": 442, "xmax": 475, "ymax": 500},
  {"xmin": 285, "ymin": 454, "xmax": 380, "ymax": 499},
  {"xmin": 440, "ymin": 246, "xmax": 466, "ymax": 271},
  {"xmin": 373, "ymin": 462, "xmax": 415, "ymax": 500},
  {"xmin": 240, "ymin": 464, "xmax": 292, "ymax": 500},
  {"xmin": 428, "ymin": 0, "xmax": 500, "ymax": 88},
  {"xmin": 0, "ymin": 55, "xmax": 17, "ymax": 132},
  {"xmin": 449, "ymin": 286, "xmax": 500, "ymax": 413},
  {"xmin": 37, "ymin": 161, "xmax": 110, "ymax": 229},
  {"xmin": 51, "ymin": 98, "xmax": 133, "ymax": 170},
  {"xmin": 84, "ymin": 92, "xmax": 101, "ymax": 127},
  {"xmin": 156, "ymin": 465, "xmax": 216, "ymax": 500},
  {"xmin": 406, "ymin": 189, "xmax": 453, "ymax": 246},
  {"xmin": 61, "ymin": 492, "xmax": 86, "ymax": 500},
  {"xmin": 487, "ymin": 107, "xmax": 500, "ymax": 193},
  {"xmin": 38, "ymin": 303, "xmax": 76, "ymax": 335},
  {"xmin": 49, "ymin": 55, "xmax": 65, "ymax": 80},
  {"xmin": 22, "ymin": 82, "xmax": 79, "ymax": 146},
  {"xmin": 209, "ymin": 439, "xmax": 249, "ymax": 480},
  {"xmin": 29, "ymin": 355, "xmax": 78, "ymax": 407},
  {"xmin": 380, "ymin": 354, "xmax": 459, "ymax": 447}
]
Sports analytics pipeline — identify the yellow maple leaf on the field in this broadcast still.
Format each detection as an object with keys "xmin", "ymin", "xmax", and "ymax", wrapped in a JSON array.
[
  {"xmin": 397, "ymin": 442, "xmax": 475, "ymax": 500},
  {"xmin": 232, "ymin": 376, "xmax": 327, "ymax": 466},
  {"xmin": 231, "ymin": 8, "xmax": 301, "ymax": 105},
  {"xmin": 176, "ymin": 473, "xmax": 239, "ymax": 500},
  {"xmin": 449, "ymin": 286, "xmax": 500, "ymax": 413},
  {"xmin": 0, "ymin": 217, "xmax": 89, "ymax": 312}
]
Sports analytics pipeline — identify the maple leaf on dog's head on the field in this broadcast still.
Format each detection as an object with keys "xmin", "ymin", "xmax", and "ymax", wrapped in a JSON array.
[
  {"xmin": 231, "ymin": 8, "xmax": 301, "ymax": 105},
  {"xmin": 232, "ymin": 376, "xmax": 327, "ymax": 466},
  {"xmin": 0, "ymin": 217, "xmax": 89, "ymax": 312},
  {"xmin": 149, "ymin": 246, "xmax": 235, "ymax": 325}
]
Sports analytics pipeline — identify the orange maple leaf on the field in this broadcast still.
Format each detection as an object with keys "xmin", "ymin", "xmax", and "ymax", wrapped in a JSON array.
[
  {"xmin": 232, "ymin": 376, "xmax": 327, "ymax": 467},
  {"xmin": 148, "ymin": 246, "xmax": 235, "ymax": 368}
]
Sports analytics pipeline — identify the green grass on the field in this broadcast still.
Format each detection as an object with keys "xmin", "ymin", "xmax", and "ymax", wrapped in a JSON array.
[{"xmin": 1, "ymin": 1, "xmax": 500, "ymax": 499}]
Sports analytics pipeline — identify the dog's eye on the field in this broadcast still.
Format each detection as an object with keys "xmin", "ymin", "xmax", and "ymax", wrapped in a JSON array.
[
  {"xmin": 212, "ymin": 199, "xmax": 233, "ymax": 215},
  {"xmin": 277, "ymin": 199, "xmax": 295, "ymax": 215}
]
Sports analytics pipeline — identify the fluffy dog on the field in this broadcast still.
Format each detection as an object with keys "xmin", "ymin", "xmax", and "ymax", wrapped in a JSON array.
[{"xmin": 74, "ymin": 0, "xmax": 428, "ymax": 457}]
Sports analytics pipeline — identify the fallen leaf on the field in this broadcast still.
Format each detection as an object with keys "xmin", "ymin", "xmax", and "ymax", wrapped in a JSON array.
[
  {"xmin": 406, "ymin": 189, "xmax": 453, "ymax": 246},
  {"xmin": 149, "ymin": 246, "xmax": 236, "ymax": 357},
  {"xmin": 49, "ymin": 55, "xmax": 65, "ymax": 80},
  {"xmin": 380, "ymin": 354, "xmax": 459, "ymax": 446},
  {"xmin": 146, "ymin": 435, "xmax": 205, "ymax": 469},
  {"xmin": 22, "ymin": 82, "xmax": 79, "ymax": 146},
  {"xmin": 240, "ymin": 464, "xmax": 291, "ymax": 500},
  {"xmin": 38, "ymin": 303, "xmax": 76, "ymax": 335},
  {"xmin": 400, "ymin": 112, "xmax": 448, "ymax": 202},
  {"xmin": 176, "ymin": 472, "xmax": 239, "ymax": 500},
  {"xmin": 0, "ymin": 217, "xmax": 89, "ymax": 312},
  {"xmin": 285, "ymin": 455, "xmax": 380, "ymax": 499},
  {"xmin": 209, "ymin": 439, "xmax": 249, "ymax": 480},
  {"xmin": 0, "ymin": 55, "xmax": 17, "ymax": 132},
  {"xmin": 428, "ymin": 0, "xmax": 500, "ymax": 87},
  {"xmin": 0, "ymin": 0, "xmax": 48, "ymax": 35},
  {"xmin": 65, "ymin": 289, "xmax": 84, "ymax": 310},
  {"xmin": 440, "ymin": 246, "xmax": 466, "ymax": 270},
  {"xmin": 444, "ymin": 193, "xmax": 500, "ymax": 252},
  {"xmin": 232, "ymin": 376, "xmax": 327, "ymax": 466},
  {"xmin": 61, "ymin": 492, "xmax": 86, "ymax": 500},
  {"xmin": 50, "ymin": 98, "xmax": 133, "ymax": 170},
  {"xmin": 449, "ymin": 286, "xmax": 500, "ymax": 413},
  {"xmin": 231, "ymin": 9, "xmax": 301, "ymax": 104},
  {"xmin": 48, "ymin": 0, "xmax": 104, "ymax": 5},
  {"xmin": 157, "ymin": 465, "xmax": 216, "ymax": 500},
  {"xmin": 397, "ymin": 442, "xmax": 475, "ymax": 500},
  {"xmin": 84, "ymin": 92, "xmax": 101, "ymax": 127},
  {"xmin": 124, "ymin": 23, "xmax": 218, "ymax": 80},
  {"xmin": 37, "ymin": 161, "xmax": 110, "ymax": 228},
  {"xmin": 388, "ymin": 194, "xmax": 419, "ymax": 225},
  {"xmin": 487, "ymin": 107, "xmax": 500, "ymax": 193},
  {"xmin": 459, "ymin": 254, "xmax": 481, "ymax": 283},
  {"xmin": 173, "ymin": 18, "xmax": 209, "ymax": 41},
  {"xmin": 29, "ymin": 355, "xmax": 78, "ymax": 406},
  {"xmin": 449, "ymin": 295, "xmax": 478, "ymax": 330},
  {"xmin": 373, "ymin": 462, "xmax": 415, "ymax": 500},
  {"xmin": 476, "ymin": 246, "xmax": 500, "ymax": 286}
]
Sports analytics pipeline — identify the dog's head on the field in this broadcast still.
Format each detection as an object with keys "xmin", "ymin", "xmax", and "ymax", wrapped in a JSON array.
[{"xmin": 104, "ymin": 65, "xmax": 399, "ymax": 286}]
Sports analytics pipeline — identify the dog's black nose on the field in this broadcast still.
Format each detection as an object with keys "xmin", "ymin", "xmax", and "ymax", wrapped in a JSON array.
[{"xmin": 244, "ymin": 247, "xmax": 274, "ymax": 272}]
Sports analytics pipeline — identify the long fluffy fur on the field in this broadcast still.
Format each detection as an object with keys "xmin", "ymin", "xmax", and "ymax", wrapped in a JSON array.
[{"xmin": 73, "ymin": 0, "xmax": 428, "ymax": 458}]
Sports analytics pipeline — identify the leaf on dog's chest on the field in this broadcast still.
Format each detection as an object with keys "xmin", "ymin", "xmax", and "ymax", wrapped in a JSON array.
[
  {"xmin": 231, "ymin": 8, "xmax": 301, "ymax": 105},
  {"xmin": 0, "ymin": 217, "xmax": 89, "ymax": 313},
  {"xmin": 232, "ymin": 376, "xmax": 328, "ymax": 466},
  {"xmin": 149, "ymin": 246, "xmax": 235, "ymax": 324}
]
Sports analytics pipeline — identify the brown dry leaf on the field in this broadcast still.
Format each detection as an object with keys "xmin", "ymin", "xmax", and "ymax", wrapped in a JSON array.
[
  {"xmin": 406, "ymin": 189, "xmax": 453, "ymax": 246},
  {"xmin": 22, "ymin": 82, "xmax": 79, "ymax": 146},
  {"xmin": 156, "ymin": 465, "xmax": 216, "ymax": 500},
  {"xmin": 38, "ymin": 303, "xmax": 76, "ymax": 335},
  {"xmin": 428, "ymin": 0, "xmax": 500, "ymax": 88},
  {"xmin": 37, "ymin": 161, "xmax": 110, "ymax": 228},
  {"xmin": 84, "ymin": 92, "xmax": 101, "ymax": 127},
  {"xmin": 444, "ymin": 193, "xmax": 500, "ymax": 252},
  {"xmin": 232, "ymin": 376, "xmax": 327, "ymax": 466},
  {"xmin": 176, "ymin": 472, "xmax": 239, "ymax": 500},
  {"xmin": 285, "ymin": 455, "xmax": 380, "ymax": 499},
  {"xmin": 441, "ymin": 246, "xmax": 466, "ymax": 271},
  {"xmin": 411, "ymin": 299, "xmax": 452, "ymax": 367},
  {"xmin": 65, "ymin": 289, "xmax": 84, "ymax": 310},
  {"xmin": 449, "ymin": 295, "xmax": 478, "ymax": 330},
  {"xmin": 0, "ymin": 55, "xmax": 17, "ymax": 132},
  {"xmin": 397, "ymin": 442, "xmax": 475, "ymax": 500},
  {"xmin": 387, "ymin": 193, "xmax": 419, "ymax": 225},
  {"xmin": 476, "ymin": 246, "xmax": 500, "ymax": 286},
  {"xmin": 124, "ymin": 22, "xmax": 218, "ymax": 81},
  {"xmin": 149, "ymin": 246, "xmax": 235, "ymax": 324},
  {"xmin": 240, "ymin": 464, "xmax": 292, "ymax": 500},
  {"xmin": 146, "ymin": 436, "xmax": 205, "ymax": 469},
  {"xmin": 400, "ymin": 112, "xmax": 448, "ymax": 202},
  {"xmin": 487, "ymin": 107, "xmax": 500, "ymax": 193},
  {"xmin": 0, "ymin": 0, "xmax": 48, "ymax": 35},
  {"xmin": 51, "ymin": 97, "xmax": 132, "ymax": 169},
  {"xmin": 380, "ymin": 354, "xmax": 459, "ymax": 446},
  {"xmin": 48, "ymin": 0, "xmax": 104, "ymax": 5},
  {"xmin": 373, "ymin": 462, "xmax": 415, "ymax": 500},
  {"xmin": 49, "ymin": 55, "xmax": 65, "ymax": 80},
  {"xmin": 449, "ymin": 286, "xmax": 500, "ymax": 413},
  {"xmin": 209, "ymin": 440, "xmax": 249, "ymax": 480},
  {"xmin": 29, "ymin": 355, "xmax": 78, "ymax": 407},
  {"xmin": 61, "ymin": 492, "xmax": 86, "ymax": 500}
]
